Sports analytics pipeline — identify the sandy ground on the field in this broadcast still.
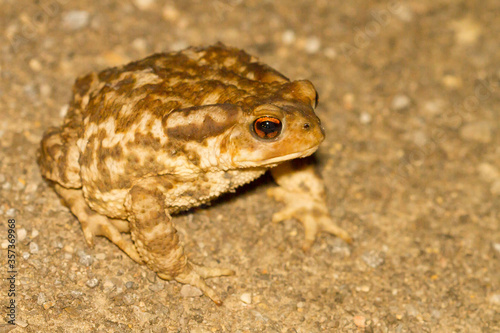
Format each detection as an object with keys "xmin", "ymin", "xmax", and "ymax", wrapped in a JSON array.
[{"xmin": 1, "ymin": 0, "xmax": 499, "ymax": 332}]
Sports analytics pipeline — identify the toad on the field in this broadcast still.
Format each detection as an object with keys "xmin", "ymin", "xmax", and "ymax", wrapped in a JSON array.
[{"xmin": 38, "ymin": 44, "xmax": 350, "ymax": 304}]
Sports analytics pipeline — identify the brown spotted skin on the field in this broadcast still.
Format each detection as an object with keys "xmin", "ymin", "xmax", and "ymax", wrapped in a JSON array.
[{"xmin": 38, "ymin": 44, "xmax": 350, "ymax": 304}]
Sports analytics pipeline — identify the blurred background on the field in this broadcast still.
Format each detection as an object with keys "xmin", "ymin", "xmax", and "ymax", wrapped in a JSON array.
[{"xmin": 1, "ymin": 0, "xmax": 499, "ymax": 331}]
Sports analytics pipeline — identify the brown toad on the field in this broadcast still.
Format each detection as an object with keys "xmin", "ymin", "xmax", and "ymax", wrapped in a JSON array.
[{"xmin": 38, "ymin": 44, "xmax": 350, "ymax": 304}]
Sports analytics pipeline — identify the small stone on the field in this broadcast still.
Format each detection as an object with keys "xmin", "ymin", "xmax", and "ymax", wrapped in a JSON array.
[
  {"xmin": 360, "ymin": 112, "xmax": 372, "ymax": 124},
  {"xmin": 86, "ymin": 278, "xmax": 99, "ymax": 288},
  {"xmin": 31, "ymin": 228, "xmax": 39, "ymax": 238},
  {"xmin": 95, "ymin": 253, "xmax": 106, "ymax": 260},
  {"xmin": 22, "ymin": 252, "xmax": 30, "ymax": 260},
  {"xmin": 431, "ymin": 309, "xmax": 441, "ymax": 319},
  {"xmin": 78, "ymin": 251, "xmax": 93, "ymax": 267},
  {"xmin": 353, "ymin": 315, "xmax": 366, "ymax": 328},
  {"xmin": 149, "ymin": 281, "xmax": 165, "ymax": 292},
  {"xmin": 180, "ymin": 285, "xmax": 203, "ymax": 298},
  {"xmin": 240, "ymin": 293, "xmax": 252, "ymax": 304},
  {"xmin": 489, "ymin": 294, "xmax": 500, "ymax": 305},
  {"xmin": 63, "ymin": 245, "xmax": 74, "ymax": 253},
  {"xmin": 124, "ymin": 293, "xmax": 137, "ymax": 305},
  {"xmin": 162, "ymin": 4, "xmax": 179, "ymax": 21},
  {"xmin": 441, "ymin": 75, "xmax": 463, "ymax": 89},
  {"xmin": 478, "ymin": 163, "xmax": 499, "ymax": 182},
  {"xmin": 103, "ymin": 279, "xmax": 115, "ymax": 291},
  {"xmin": 282, "ymin": 30, "xmax": 296, "ymax": 45},
  {"xmin": 450, "ymin": 17, "xmax": 482, "ymax": 45},
  {"xmin": 460, "ymin": 121, "xmax": 493, "ymax": 143},
  {"xmin": 405, "ymin": 304, "xmax": 419, "ymax": 317},
  {"xmin": 134, "ymin": 0, "xmax": 155, "ymax": 10},
  {"xmin": 70, "ymin": 290, "xmax": 83, "ymax": 298},
  {"xmin": 29, "ymin": 242, "xmax": 39, "ymax": 254},
  {"xmin": 304, "ymin": 36, "xmax": 321, "ymax": 54},
  {"xmin": 126, "ymin": 281, "xmax": 136, "ymax": 289},
  {"xmin": 43, "ymin": 301, "xmax": 55, "ymax": 310},
  {"xmin": 1, "ymin": 240, "xmax": 9, "ymax": 249},
  {"xmin": 492, "ymin": 243, "xmax": 500, "ymax": 255},
  {"xmin": 357, "ymin": 285, "xmax": 370, "ymax": 292},
  {"xmin": 323, "ymin": 47, "xmax": 337, "ymax": 59},
  {"xmin": 16, "ymin": 319, "xmax": 28, "ymax": 328},
  {"xmin": 6, "ymin": 208, "xmax": 16, "ymax": 217},
  {"xmin": 132, "ymin": 38, "xmax": 147, "ymax": 52},
  {"xmin": 37, "ymin": 292, "xmax": 46, "ymax": 305},
  {"xmin": 62, "ymin": 10, "xmax": 90, "ymax": 31},
  {"xmin": 391, "ymin": 94, "xmax": 411, "ymax": 111},
  {"xmin": 29, "ymin": 59, "xmax": 42, "ymax": 72},
  {"xmin": 361, "ymin": 250, "xmax": 385, "ymax": 268}
]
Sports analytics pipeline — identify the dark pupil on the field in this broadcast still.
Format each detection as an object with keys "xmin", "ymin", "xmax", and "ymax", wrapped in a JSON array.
[{"xmin": 259, "ymin": 121, "xmax": 279, "ymax": 134}]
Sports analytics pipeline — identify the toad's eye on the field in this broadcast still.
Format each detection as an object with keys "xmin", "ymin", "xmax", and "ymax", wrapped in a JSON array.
[{"xmin": 253, "ymin": 116, "xmax": 282, "ymax": 139}]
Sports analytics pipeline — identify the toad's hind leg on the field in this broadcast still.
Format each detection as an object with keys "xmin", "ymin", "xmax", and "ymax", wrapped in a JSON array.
[
  {"xmin": 126, "ymin": 176, "xmax": 234, "ymax": 305},
  {"xmin": 54, "ymin": 185, "xmax": 142, "ymax": 263}
]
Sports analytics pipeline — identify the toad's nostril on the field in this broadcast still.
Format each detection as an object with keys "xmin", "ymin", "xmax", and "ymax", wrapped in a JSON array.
[{"xmin": 303, "ymin": 123, "xmax": 310, "ymax": 130}]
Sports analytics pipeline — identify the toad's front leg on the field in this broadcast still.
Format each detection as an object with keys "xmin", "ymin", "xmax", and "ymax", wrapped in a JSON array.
[
  {"xmin": 125, "ymin": 176, "xmax": 234, "ymax": 305},
  {"xmin": 268, "ymin": 160, "xmax": 352, "ymax": 250}
]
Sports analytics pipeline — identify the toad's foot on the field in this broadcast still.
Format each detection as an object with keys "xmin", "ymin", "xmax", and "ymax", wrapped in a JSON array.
[
  {"xmin": 158, "ymin": 262, "xmax": 234, "ymax": 305},
  {"xmin": 55, "ymin": 185, "xmax": 143, "ymax": 263},
  {"xmin": 267, "ymin": 187, "xmax": 352, "ymax": 250}
]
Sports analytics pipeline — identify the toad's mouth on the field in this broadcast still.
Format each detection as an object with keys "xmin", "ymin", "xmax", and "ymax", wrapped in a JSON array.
[{"xmin": 233, "ymin": 146, "xmax": 319, "ymax": 167}]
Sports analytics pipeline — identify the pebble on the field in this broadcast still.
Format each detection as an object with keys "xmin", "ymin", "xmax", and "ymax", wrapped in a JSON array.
[
  {"xmin": 95, "ymin": 253, "xmax": 106, "ymax": 260},
  {"xmin": 126, "ymin": 281, "xmax": 136, "ymax": 289},
  {"xmin": 62, "ymin": 10, "xmax": 90, "ymax": 31},
  {"xmin": 489, "ymin": 294, "xmax": 500, "ymax": 305},
  {"xmin": 1, "ymin": 240, "xmax": 9, "ymax": 249},
  {"xmin": 63, "ymin": 244, "xmax": 74, "ymax": 253},
  {"xmin": 492, "ymin": 243, "xmax": 500, "ymax": 255},
  {"xmin": 391, "ymin": 94, "xmax": 411, "ymax": 111},
  {"xmin": 132, "ymin": 38, "xmax": 147, "ymax": 53},
  {"xmin": 442, "ymin": 75, "xmax": 463, "ymax": 89},
  {"xmin": 304, "ymin": 36, "xmax": 321, "ymax": 54},
  {"xmin": 134, "ymin": 0, "xmax": 155, "ymax": 10},
  {"xmin": 29, "ymin": 242, "xmax": 39, "ymax": 254},
  {"xmin": 86, "ymin": 278, "xmax": 99, "ymax": 288},
  {"xmin": 77, "ymin": 251, "xmax": 93, "ymax": 267},
  {"xmin": 460, "ymin": 121, "xmax": 493, "ymax": 143},
  {"xmin": 282, "ymin": 30, "xmax": 296, "ymax": 45},
  {"xmin": 37, "ymin": 292, "xmax": 46, "ymax": 305},
  {"xmin": 405, "ymin": 304, "xmax": 419, "ymax": 317},
  {"xmin": 353, "ymin": 315, "xmax": 366, "ymax": 328},
  {"xmin": 22, "ymin": 252, "xmax": 30, "ymax": 260},
  {"xmin": 360, "ymin": 112, "xmax": 372, "ymax": 124},
  {"xmin": 103, "ymin": 279, "xmax": 115, "ymax": 291},
  {"xmin": 180, "ymin": 284, "xmax": 203, "ymax": 298},
  {"xmin": 149, "ymin": 281, "xmax": 165, "ymax": 292},
  {"xmin": 29, "ymin": 58, "xmax": 42, "ymax": 72},
  {"xmin": 323, "ymin": 47, "xmax": 337, "ymax": 59},
  {"xmin": 162, "ymin": 4, "xmax": 179, "ymax": 21},
  {"xmin": 70, "ymin": 290, "xmax": 83, "ymax": 298},
  {"xmin": 43, "ymin": 301, "xmax": 55, "ymax": 310},
  {"xmin": 16, "ymin": 319, "xmax": 28, "ymax": 328},
  {"xmin": 6, "ymin": 208, "xmax": 16, "ymax": 217},
  {"xmin": 17, "ymin": 228, "xmax": 28, "ymax": 242},
  {"xmin": 478, "ymin": 163, "xmax": 499, "ymax": 182},
  {"xmin": 31, "ymin": 228, "xmax": 39, "ymax": 238},
  {"xmin": 240, "ymin": 293, "xmax": 252, "ymax": 304},
  {"xmin": 361, "ymin": 250, "xmax": 385, "ymax": 268}
]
